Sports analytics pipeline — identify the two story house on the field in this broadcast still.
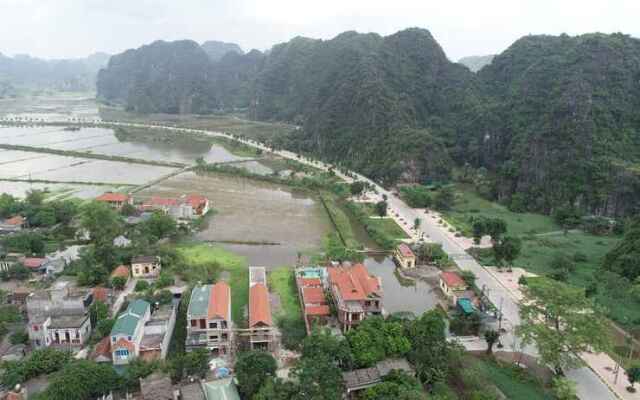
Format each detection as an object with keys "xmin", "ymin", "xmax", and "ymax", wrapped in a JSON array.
[
  {"xmin": 131, "ymin": 256, "xmax": 161, "ymax": 279},
  {"xmin": 110, "ymin": 299, "xmax": 151, "ymax": 365},
  {"xmin": 328, "ymin": 264, "xmax": 384, "ymax": 332},
  {"xmin": 186, "ymin": 282, "xmax": 233, "ymax": 356}
]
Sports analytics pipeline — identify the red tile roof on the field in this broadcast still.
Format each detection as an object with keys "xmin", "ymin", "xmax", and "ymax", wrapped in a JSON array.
[
  {"xmin": 208, "ymin": 281, "xmax": 230, "ymax": 321},
  {"xmin": 96, "ymin": 192, "xmax": 129, "ymax": 202},
  {"xmin": 93, "ymin": 287, "xmax": 109, "ymax": 303},
  {"xmin": 305, "ymin": 305, "xmax": 330, "ymax": 316},
  {"xmin": 185, "ymin": 194, "xmax": 207, "ymax": 208},
  {"xmin": 441, "ymin": 271, "xmax": 466, "ymax": 288},
  {"xmin": 92, "ymin": 336, "xmax": 112, "ymax": 360},
  {"xmin": 249, "ymin": 283, "xmax": 272, "ymax": 328},
  {"xmin": 397, "ymin": 243, "xmax": 415, "ymax": 258},
  {"xmin": 4, "ymin": 215, "xmax": 24, "ymax": 226},
  {"xmin": 299, "ymin": 278, "xmax": 322, "ymax": 287},
  {"xmin": 22, "ymin": 257, "xmax": 46, "ymax": 269},
  {"xmin": 328, "ymin": 264, "xmax": 381, "ymax": 301},
  {"xmin": 111, "ymin": 265, "xmax": 130, "ymax": 279},
  {"xmin": 302, "ymin": 287, "xmax": 326, "ymax": 305},
  {"xmin": 113, "ymin": 337, "xmax": 135, "ymax": 353}
]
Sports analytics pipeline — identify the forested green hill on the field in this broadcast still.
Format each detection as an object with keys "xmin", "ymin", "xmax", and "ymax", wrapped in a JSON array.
[{"xmin": 96, "ymin": 30, "xmax": 640, "ymax": 217}]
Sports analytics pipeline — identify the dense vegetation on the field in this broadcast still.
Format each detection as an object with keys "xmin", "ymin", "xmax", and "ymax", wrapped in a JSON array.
[{"xmin": 97, "ymin": 29, "xmax": 640, "ymax": 217}]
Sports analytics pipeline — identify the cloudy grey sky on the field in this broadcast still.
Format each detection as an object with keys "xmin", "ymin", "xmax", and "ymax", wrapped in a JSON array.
[{"xmin": 1, "ymin": 0, "xmax": 639, "ymax": 61}]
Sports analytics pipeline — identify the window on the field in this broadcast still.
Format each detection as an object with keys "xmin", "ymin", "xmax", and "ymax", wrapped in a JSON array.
[
  {"xmin": 115, "ymin": 349, "xmax": 129, "ymax": 358},
  {"xmin": 112, "ymin": 336, "xmax": 117, "ymax": 343},
  {"xmin": 191, "ymin": 319, "xmax": 197, "ymax": 327},
  {"xmin": 209, "ymin": 322, "xmax": 217, "ymax": 329},
  {"xmin": 35, "ymin": 340, "xmax": 40, "ymax": 346}
]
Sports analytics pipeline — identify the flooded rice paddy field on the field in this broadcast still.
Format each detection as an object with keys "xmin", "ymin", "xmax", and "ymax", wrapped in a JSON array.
[
  {"xmin": 0, "ymin": 93, "xmax": 100, "ymax": 121},
  {"xmin": 0, "ymin": 181, "xmax": 127, "ymax": 199},
  {"xmin": 140, "ymin": 171, "xmax": 334, "ymax": 266},
  {"xmin": 0, "ymin": 125, "xmax": 244, "ymax": 165}
]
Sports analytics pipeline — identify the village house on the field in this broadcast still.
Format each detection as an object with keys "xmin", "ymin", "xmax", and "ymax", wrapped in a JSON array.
[
  {"xmin": 131, "ymin": 255, "xmax": 161, "ymax": 279},
  {"xmin": 0, "ymin": 215, "xmax": 25, "ymax": 233},
  {"xmin": 140, "ymin": 373, "xmax": 174, "ymax": 400},
  {"xmin": 394, "ymin": 243, "xmax": 416, "ymax": 268},
  {"xmin": 26, "ymin": 280, "xmax": 94, "ymax": 349},
  {"xmin": 139, "ymin": 301, "xmax": 178, "ymax": 361},
  {"xmin": 439, "ymin": 271, "xmax": 468, "ymax": 305},
  {"xmin": 110, "ymin": 299, "xmax": 151, "ymax": 365},
  {"xmin": 296, "ymin": 270, "xmax": 330, "ymax": 333},
  {"xmin": 248, "ymin": 267, "xmax": 275, "ymax": 352},
  {"xmin": 327, "ymin": 263, "xmax": 383, "ymax": 332},
  {"xmin": 141, "ymin": 194, "xmax": 210, "ymax": 222},
  {"xmin": 343, "ymin": 358, "xmax": 414, "ymax": 397},
  {"xmin": 95, "ymin": 192, "xmax": 131, "ymax": 210},
  {"xmin": 186, "ymin": 282, "xmax": 233, "ymax": 356}
]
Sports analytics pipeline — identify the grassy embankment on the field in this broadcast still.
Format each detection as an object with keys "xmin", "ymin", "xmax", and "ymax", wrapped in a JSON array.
[
  {"xmin": 345, "ymin": 201, "xmax": 409, "ymax": 250},
  {"xmin": 175, "ymin": 244, "xmax": 249, "ymax": 327},
  {"xmin": 429, "ymin": 184, "xmax": 640, "ymax": 331},
  {"xmin": 469, "ymin": 357, "xmax": 553, "ymax": 400}
]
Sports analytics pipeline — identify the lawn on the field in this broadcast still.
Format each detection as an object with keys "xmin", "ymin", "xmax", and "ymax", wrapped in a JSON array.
[
  {"xmin": 473, "ymin": 357, "xmax": 553, "ymax": 400},
  {"xmin": 268, "ymin": 267, "xmax": 302, "ymax": 320},
  {"xmin": 356, "ymin": 202, "xmax": 409, "ymax": 239},
  {"xmin": 439, "ymin": 184, "xmax": 559, "ymax": 237},
  {"xmin": 176, "ymin": 243, "xmax": 249, "ymax": 326}
]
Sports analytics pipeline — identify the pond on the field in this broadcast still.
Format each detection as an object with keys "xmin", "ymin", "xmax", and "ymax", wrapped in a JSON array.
[{"xmin": 365, "ymin": 256, "xmax": 440, "ymax": 317}]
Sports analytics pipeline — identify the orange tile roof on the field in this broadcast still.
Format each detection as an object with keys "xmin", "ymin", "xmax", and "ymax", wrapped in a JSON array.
[
  {"xmin": 4, "ymin": 215, "xmax": 24, "ymax": 226},
  {"xmin": 185, "ymin": 194, "xmax": 207, "ymax": 207},
  {"xmin": 328, "ymin": 264, "xmax": 381, "ymax": 301},
  {"xmin": 302, "ymin": 287, "xmax": 326, "ymax": 305},
  {"xmin": 299, "ymin": 278, "xmax": 322, "ymax": 287},
  {"xmin": 22, "ymin": 257, "xmax": 46, "ymax": 269},
  {"xmin": 92, "ymin": 336, "xmax": 111, "ymax": 360},
  {"xmin": 208, "ymin": 281, "xmax": 230, "ymax": 321},
  {"xmin": 397, "ymin": 243, "xmax": 415, "ymax": 258},
  {"xmin": 111, "ymin": 265, "xmax": 130, "ymax": 279},
  {"xmin": 305, "ymin": 305, "xmax": 330, "ymax": 316},
  {"xmin": 249, "ymin": 283, "xmax": 272, "ymax": 328},
  {"xmin": 441, "ymin": 271, "xmax": 466, "ymax": 288},
  {"xmin": 93, "ymin": 287, "xmax": 109, "ymax": 303},
  {"xmin": 96, "ymin": 192, "xmax": 129, "ymax": 202},
  {"xmin": 113, "ymin": 337, "xmax": 135, "ymax": 353}
]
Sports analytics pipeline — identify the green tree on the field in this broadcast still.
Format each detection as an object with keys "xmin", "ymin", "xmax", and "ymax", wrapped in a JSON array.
[
  {"xmin": 603, "ymin": 218, "xmax": 640, "ymax": 281},
  {"xmin": 235, "ymin": 351, "xmax": 277, "ymax": 399},
  {"xmin": 111, "ymin": 276, "xmax": 127, "ymax": 290},
  {"xmin": 375, "ymin": 200, "xmax": 388, "ymax": 217},
  {"xmin": 471, "ymin": 217, "xmax": 486, "ymax": 245},
  {"xmin": 493, "ymin": 236, "xmax": 522, "ymax": 268},
  {"xmin": 135, "ymin": 280, "xmax": 150, "ymax": 292},
  {"xmin": 350, "ymin": 181, "xmax": 366, "ymax": 196},
  {"xmin": 140, "ymin": 212, "xmax": 178, "ymax": 240},
  {"xmin": 81, "ymin": 201, "xmax": 122, "ymax": 246},
  {"xmin": 516, "ymin": 278, "xmax": 611, "ymax": 374},
  {"xmin": 9, "ymin": 330, "xmax": 29, "ymax": 345},
  {"xmin": 552, "ymin": 377, "xmax": 577, "ymax": 400},
  {"xmin": 406, "ymin": 310, "xmax": 451, "ymax": 385},
  {"xmin": 363, "ymin": 370, "xmax": 425, "ymax": 400},
  {"xmin": 627, "ymin": 364, "xmax": 640, "ymax": 392},
  {"xmin": 41, "ymin": 360, "xmax": 121, "ymax": 400},
  {"xmin": 254, "ymin": 377, "xmax": 299, "ymax": 400},
  {"xmin": 346, "ymin": 317, "xmax": 411, "ymax": 367},
  {"xmin": 485, "ymin": 218, "xmax": 507, "ymax": 243},
  {"xmin": 89, "ymin": 300, "xmax": 109, "ymax": 328},
  {"xmin": 413, "ymin": 218, "xmax": 421, "ymax": 231},
  {"xmin": 484, "ymin": 330, "xmax": 500, "ymax": 355},
  {"xmin": 95, "ymin": 318, "xmax": 115, "ymax": 339},
  {"xmin": 183, "ymin": 348, "xmax": 209, "ymax": 378},
  {"xmin": 434, "ymin": 187, "xmax": 455, "ymax": 211}
]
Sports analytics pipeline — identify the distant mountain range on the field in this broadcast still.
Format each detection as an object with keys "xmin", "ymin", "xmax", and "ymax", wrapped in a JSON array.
[
  {"xmin": 0, "ymin": 52, "xmax": 110, "ymax": 95},
  {"xmin": 458, "ymin": 54, "xmax": 495, "ymax": 72},
  {"xmin": 92, "ymin": 29, "xmax": 640, "ymax": 217}
]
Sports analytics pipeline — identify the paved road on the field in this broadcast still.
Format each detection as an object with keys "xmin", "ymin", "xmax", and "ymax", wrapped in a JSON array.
[{"xmin": 1, "ymin": 117, "xmax": 617, "ymax": 400}]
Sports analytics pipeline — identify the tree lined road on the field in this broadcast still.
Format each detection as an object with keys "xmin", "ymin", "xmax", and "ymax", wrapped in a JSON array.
[{"xmin": 1, "ymin": 117, "xmax": 617, "ymax": 400}]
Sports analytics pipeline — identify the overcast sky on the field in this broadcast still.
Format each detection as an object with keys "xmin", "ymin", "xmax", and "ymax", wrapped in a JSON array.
[{"xmin": 1, "ymin": 0, "xmax": 639, "ymax": 61}]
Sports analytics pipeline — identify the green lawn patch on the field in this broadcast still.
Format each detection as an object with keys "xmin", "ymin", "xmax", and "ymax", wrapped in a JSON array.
[
  {"xmin": 439, "ymin": 184, "xmax": 559, "ymax": 237},
  {"xmin": 320, "ymin": 194, "xmax": 361, "ymax": 248},
  {"xmin": 268, "ymin": 267, "xmax": 302, "ymax": 320},
  {"xmin": 345, "ymin": 202, "xmax": 408, "ymax": 249},
  {"xmin": 475, "ymin": 358, "xmax": 553, "ymax": 400},
  {"xmin": 176, "ymin": 244, "xmax": 249, "ymax": 326}
]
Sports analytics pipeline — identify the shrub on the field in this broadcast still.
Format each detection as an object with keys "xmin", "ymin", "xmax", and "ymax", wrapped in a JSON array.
[{"xmin": 134, "ymin": 280, "xmax": 150, "ymax": 292}]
